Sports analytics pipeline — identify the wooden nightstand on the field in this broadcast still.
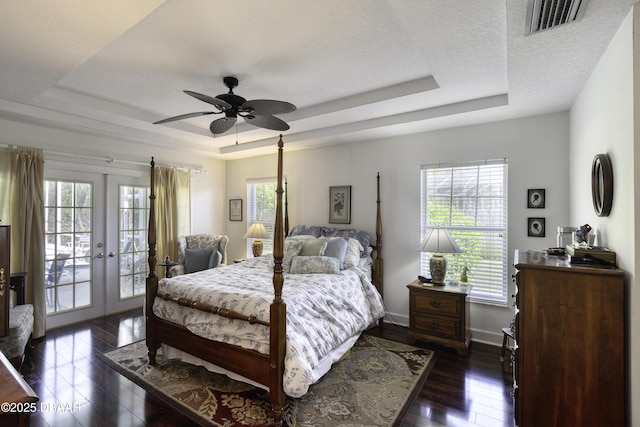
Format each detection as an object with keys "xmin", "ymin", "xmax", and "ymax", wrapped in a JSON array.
[{"xmin": 407, "ymin": 280, "xmax": 472, "ymax": 356}]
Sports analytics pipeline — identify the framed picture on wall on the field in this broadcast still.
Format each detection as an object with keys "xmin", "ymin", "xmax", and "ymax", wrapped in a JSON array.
[
  {"xmin": 527, "ymin": 189, "xmax": 545, "ymax": 208},
  {"xmin": 229, "ymin": 199, "xmax": 242, "ymax": 221},
  {"xmin": 329, "ymin": 186, "xmax": 351, "ymax": 224},
  {"xmin": 527, "ymin": 217, "xmax": 545, "ymax": 237}
]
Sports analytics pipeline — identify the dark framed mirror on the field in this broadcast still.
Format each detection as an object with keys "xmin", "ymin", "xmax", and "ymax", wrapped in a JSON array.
[{"xmin": 591, "ymin": 153, "xmax": 613, "ymax": 217}]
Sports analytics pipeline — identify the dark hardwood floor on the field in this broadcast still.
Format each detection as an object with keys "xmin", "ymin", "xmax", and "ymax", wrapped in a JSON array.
[{"xmin": 20, "ymin": 309, "xmax": 514, "ymax": 426}]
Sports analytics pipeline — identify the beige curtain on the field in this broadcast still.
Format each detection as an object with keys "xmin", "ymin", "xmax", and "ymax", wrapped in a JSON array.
[
  {"xmin": 0, "ymin": 147, "xmax": 46, "ymax": 338},
  {"xmin": 154, "ymin": 166, "xmax": 190, "ymax": 272}
]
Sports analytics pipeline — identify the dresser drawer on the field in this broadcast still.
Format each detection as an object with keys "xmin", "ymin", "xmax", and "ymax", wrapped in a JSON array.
[
  {"xmin": 412, "ymin": 292, "xmax": 461, "ymax": 317},
  {"xmin": 412, "ymin": 313, "xmax": 460, "ymax": 340}
]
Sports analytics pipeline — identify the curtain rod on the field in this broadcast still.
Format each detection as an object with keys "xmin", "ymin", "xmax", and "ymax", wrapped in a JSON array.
[{"xmin": 0, "ymin": 144, "xmax": 206, "ymax": 174}]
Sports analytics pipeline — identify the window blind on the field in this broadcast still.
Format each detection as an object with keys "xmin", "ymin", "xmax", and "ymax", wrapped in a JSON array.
[
  {"xmin": 246, "ymin": 178, "xmax": 278, "ymax": 256},
  {"xmin": 420, "ymin": 160, "xmax": 508, "ymax": 304}
]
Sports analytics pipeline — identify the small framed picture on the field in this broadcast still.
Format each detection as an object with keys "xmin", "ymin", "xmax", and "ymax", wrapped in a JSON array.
[
  {"xmin": 527, "ymin": 189, "xmax": 545, "ymax": 208},
  {"xmin": 229, "ymin": 199, "xmax": 242, "ymax": 221},
  {"xmin": 528, "ymin": 217, "xmax": 545, "ymax": 237},
  {"xmin": 329, "ymin": 186, "xmax": 351, "ymax": 224}
]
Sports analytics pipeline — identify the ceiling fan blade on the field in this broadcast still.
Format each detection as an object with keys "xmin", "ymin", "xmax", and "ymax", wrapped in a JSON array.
[
  {"xmin": 209, "ymin": 116, "xmax": 237, "ymax": 134},
  {"xmin": 184, "ymin": 90, "xmax": 232, "ymax": 110},
  {"xmin": 244, "ymin": 114, "xmax": 290, "ymax": 131},
  {"xmin": 242, "ymin": 99, "xmax": 296, "ymax": 115},
  {"xmin": 153, "ymin": 111, "xmax": 216, "ymax": 125}
]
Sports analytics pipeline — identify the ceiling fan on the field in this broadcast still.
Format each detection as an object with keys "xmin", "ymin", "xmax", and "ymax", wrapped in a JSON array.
[{"xmin": 153, "ymin": 76, "xmax": 297, "ymax": 135}]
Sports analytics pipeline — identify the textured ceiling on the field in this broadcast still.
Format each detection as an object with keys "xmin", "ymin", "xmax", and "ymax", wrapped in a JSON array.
[{"xmin": 0, "ymin": 0, "xmax": 636, "ymax": 159}]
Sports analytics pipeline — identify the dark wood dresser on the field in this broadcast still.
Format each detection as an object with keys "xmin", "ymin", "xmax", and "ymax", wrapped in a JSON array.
[
  {"xmin": 513, "ymin": 249, "xmax": 625, "ymax": 427},
  {"xmin": 0, "ymin": 225, "xmax": 9, "ymax": 338}
]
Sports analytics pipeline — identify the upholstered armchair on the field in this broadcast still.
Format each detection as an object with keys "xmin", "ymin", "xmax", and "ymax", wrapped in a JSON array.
[{"xmin": 169, "ymin": 234, "xmax": 229, "ymax": 277}]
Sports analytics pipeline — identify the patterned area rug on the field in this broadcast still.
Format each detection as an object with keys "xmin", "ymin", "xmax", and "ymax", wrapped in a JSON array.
[{"xmin": 99, "ymin": 335, "xmax": 435, "ymax": 426}]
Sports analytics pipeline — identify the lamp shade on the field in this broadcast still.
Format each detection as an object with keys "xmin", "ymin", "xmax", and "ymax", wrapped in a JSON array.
[
  {"xmin": 419, "ymin": 228, "xmax": 463, "ymax": 254},
  {"xmin": 243, "ymin": 222, "xmax": 270, "ymax": 239}
]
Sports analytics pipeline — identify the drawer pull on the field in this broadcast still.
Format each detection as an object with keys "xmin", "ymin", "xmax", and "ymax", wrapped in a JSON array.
[
  {"xmin": 430, "ymin": 300, "xmax": 441, "ymax": 308},
  {"xmin": 428, "ymin": 322, "xmax": 439, "ymax": 329},
  {"xmin": 0, "ymin": 267, "xmax": 4, "ymax": 296}
]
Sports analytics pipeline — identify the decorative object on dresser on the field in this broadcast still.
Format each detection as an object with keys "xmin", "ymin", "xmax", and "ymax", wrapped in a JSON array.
[
  {"xmin": 407, "ymin": 280, "xmax": 471, "ymax": 356},
  {"xmin": 329, "ymin": 185, "xmax": 351, "ymax": 224},
  {"xmin": 243, "ymin": 222, "xmax": 270, "ymax": 257},
  {"xmin": 526, "ymin": 188, "xmax": 545, "ymax": 208},
  {"xmin": 419, "ymin": 227, "xmax": 462, "ymax": 284},
  {"xmin": 513, "ymin": 249, "xmax": 624, "ymax": 427}
]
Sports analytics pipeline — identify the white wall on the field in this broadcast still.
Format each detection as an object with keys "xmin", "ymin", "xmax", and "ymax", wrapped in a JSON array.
[
  {"xmin": 570, "ymin": 7, "xmax": 637, "ymax": 425},
  {"xmin": 227, "ymin": 112, "xmax": 570, "ymax": 345}
]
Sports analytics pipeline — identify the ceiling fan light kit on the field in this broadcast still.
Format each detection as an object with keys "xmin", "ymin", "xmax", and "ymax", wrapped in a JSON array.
[{"xmin": 154, "ymin": 76, "xmax": 296, "ymax": 135}]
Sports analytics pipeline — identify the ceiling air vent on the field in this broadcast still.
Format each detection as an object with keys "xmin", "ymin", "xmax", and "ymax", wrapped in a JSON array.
[{"xmin": 525, "ymin": 0, "xmax": 590, "ymax": 35}]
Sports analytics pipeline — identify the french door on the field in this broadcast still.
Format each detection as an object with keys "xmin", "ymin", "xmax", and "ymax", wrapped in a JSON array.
[{"xmin": 44, "ymin": 168, "xmax": 148, "ymax": 329}]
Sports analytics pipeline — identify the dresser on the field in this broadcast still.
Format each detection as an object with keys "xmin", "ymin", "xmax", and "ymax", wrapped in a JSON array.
[
  {"xmin": 406, "ymin": 280, "xmax": 471, "ymax": 356},
  {"xmin": 513, "ymin": 250, "xmax": 625, "ymax": 427}
]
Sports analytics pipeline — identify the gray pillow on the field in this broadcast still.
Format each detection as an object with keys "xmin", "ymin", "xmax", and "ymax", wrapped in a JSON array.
[
  {"xmin": 290, "ymin": 256, "xmax": 341, "ymax": 274},
  {"xmin": 324, "ymin": 237, "xmax": 348, "ymax": 268},
  {"xmin": 185, "ymin": 248, "xmax": 213, "ymax": 273}
]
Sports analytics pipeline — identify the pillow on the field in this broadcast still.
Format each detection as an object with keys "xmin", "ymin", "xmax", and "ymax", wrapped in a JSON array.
[
  {"xmin": 184, "ymin": 248, "xmax": 213, "ymax": 273},
  {"xmin": 299, "ymin": 238, "xmax": 328, "ymax": 256},
  {"xmin": 282, "ymin": 240, "xmax": 305, "ymax": 273},
  {"xmin": 290, "ymin": 256, "xmax": 341, "ymax": 274},
  {"xmin": 289, "ymin": 225, "xmax": 323, "ymax": 237},
  {"xmin": 321, "ymin": 227, "xmax": 371, "ymax": 257},
  {"xmin": 285, "ymin": 235, "xmax": 318, "ymax": 241},
  {"xmin": 324, "ymin": 237, "xmax": 348, "ymax": 268},
  {"xmin": 343, "ymin": 238, "xmax": 364, "ymax": 269},
  {"xmin": 208, "ymin": 250, "xmax": 222, "ymax": 269}
]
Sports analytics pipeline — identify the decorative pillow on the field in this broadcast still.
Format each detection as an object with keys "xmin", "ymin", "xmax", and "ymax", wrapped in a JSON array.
[
  {"xmin": 343, "ymin": 238, "xmax": 364, "ymax": 269},
  {"xmin": 324, "ymin": 237, "xmax": 348, "ymax": 268},
  {"xmin": 184, "ymin": 248, "xmax": 213, "ymax": 273},
  {"xmin": 208, "ymin": 250, "xmax": 223, "ymax": 269},
  {"xmin": 321, "ymin": 227, "xmax": 371, "ymax": 257},
  {"xmin": 289, "ymin": 225, "xmax": 323, "ymax": 238},
  {"xmin": 285, "ymin": 235, "xmax": 318, "ymax": 241},
  {"xmin": 299, "ymin": 238, "xmax": 328, "ymax": 256},
  {"xmin": 290, "ymin": 256, "xmax": 341, "ymax": 274},
  {"xmin": 282, "ymin": 240, "xmax": 305, "ymax": 273}
]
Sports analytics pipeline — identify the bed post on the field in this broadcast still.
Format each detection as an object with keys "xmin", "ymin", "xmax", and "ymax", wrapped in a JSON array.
[
  {"xmin": 284, "ymin": 179, "xmax": 289, "ymax": 237},
  {"xmin": 270, "ymin": 136, "xmax": 286, "ymax": 425},
  {"xmin": 146, "ymin": 157, "xmax": 159, "ymax": 364},
  {"xmin": 373, "ymin": 173, "xmax": 383, "ymax": 325}
]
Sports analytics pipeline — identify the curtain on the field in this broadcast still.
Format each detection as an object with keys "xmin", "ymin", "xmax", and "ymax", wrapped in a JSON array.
[
  {"xmin": 154, "ymin": 166, "xmax": 190, "ymax": 272},
  {"xmin": 0, "ymin": 147, "xmax": 46, "ymax": 337}
]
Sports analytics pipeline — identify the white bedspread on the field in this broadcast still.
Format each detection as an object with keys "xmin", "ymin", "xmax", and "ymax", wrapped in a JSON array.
[{"xmin": 152, "ymin": 256, "xmax": 385, "ymax": 397}]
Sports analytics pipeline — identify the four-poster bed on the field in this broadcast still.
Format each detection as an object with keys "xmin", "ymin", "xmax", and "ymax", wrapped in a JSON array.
[{"xmin": 145, "ymin": 136, "xmax": 384, "ymax": 424}]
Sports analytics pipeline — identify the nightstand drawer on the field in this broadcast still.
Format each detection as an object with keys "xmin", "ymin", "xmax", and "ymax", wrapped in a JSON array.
[
  {"xmin": 412, "ymin": 314, "xmax": 460, "ymax": 340},
  {"xmin": 412, "ymin": 292, "xmax": 461, "ymax": 317}
]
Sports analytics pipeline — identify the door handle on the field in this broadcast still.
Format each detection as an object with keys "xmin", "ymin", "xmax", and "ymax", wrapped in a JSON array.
[
  {"xmin": 96, "ymin": 253, "xmax": 104, "ymax": 258},
  {"xmin": 108, "ymin": 252, "xmax": 116, "ymax": 257}
]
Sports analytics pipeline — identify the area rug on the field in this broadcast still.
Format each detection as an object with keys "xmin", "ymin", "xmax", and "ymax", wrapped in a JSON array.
[{"xmin": 99, "ymin": 335, "xmax": 436, "ymax": 426}]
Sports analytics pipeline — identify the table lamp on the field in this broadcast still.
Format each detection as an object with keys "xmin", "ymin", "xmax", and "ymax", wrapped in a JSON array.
[
  {"xmin": 244, "ymin": 222, "xmax": 270, "ymax": 257},
  {"xmin": 419, "ymin": 227, "xmax": 463, "ymax": 284}
]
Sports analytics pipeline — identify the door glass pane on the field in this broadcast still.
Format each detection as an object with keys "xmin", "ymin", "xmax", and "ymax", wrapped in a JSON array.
[
  {"xmin": 44, "ymin": 180, "xmax": 93, "ymax": 314},
  {"xmin": 119, "ymin": 185, "xmax": 149, "ymax": 299}
]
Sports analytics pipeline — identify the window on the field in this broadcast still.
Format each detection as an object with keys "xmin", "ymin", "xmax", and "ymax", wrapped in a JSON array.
[
  {"xmin": 118, "ymin": 184, "xmax": 149, "ymax": 299},
  {"xmin": 246, "ymin": 178, "xmax": 279, "ymax": 256},
  {"xmin": 420, "ymin": 160, "xmax": 508, "ymax": 304}
]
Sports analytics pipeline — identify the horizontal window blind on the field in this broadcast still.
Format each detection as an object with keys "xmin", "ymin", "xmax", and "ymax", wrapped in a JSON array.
[
  {"xmin": 246, "ymin": 178, "xmax": 277, "ymax": 256},
  {"xmin": 420, "ymin": 160, "xmax": 508, "ymax": 304}
]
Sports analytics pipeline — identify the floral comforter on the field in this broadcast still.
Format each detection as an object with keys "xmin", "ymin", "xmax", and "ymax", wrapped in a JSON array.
[{"xmin": 152, "ymin": 256, "xmax": 385, "ymax": 397}]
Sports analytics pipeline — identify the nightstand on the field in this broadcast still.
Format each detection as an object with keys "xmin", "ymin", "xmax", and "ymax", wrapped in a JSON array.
[{"xmin": 407, "ymin": 280, "xmax": 472, "ymax": 356}]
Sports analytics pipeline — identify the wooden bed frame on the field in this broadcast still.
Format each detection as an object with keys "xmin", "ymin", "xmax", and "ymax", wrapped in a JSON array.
[{"xmin": 145, "ymin": 136, "xmax": 383, "ymax": 424}]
